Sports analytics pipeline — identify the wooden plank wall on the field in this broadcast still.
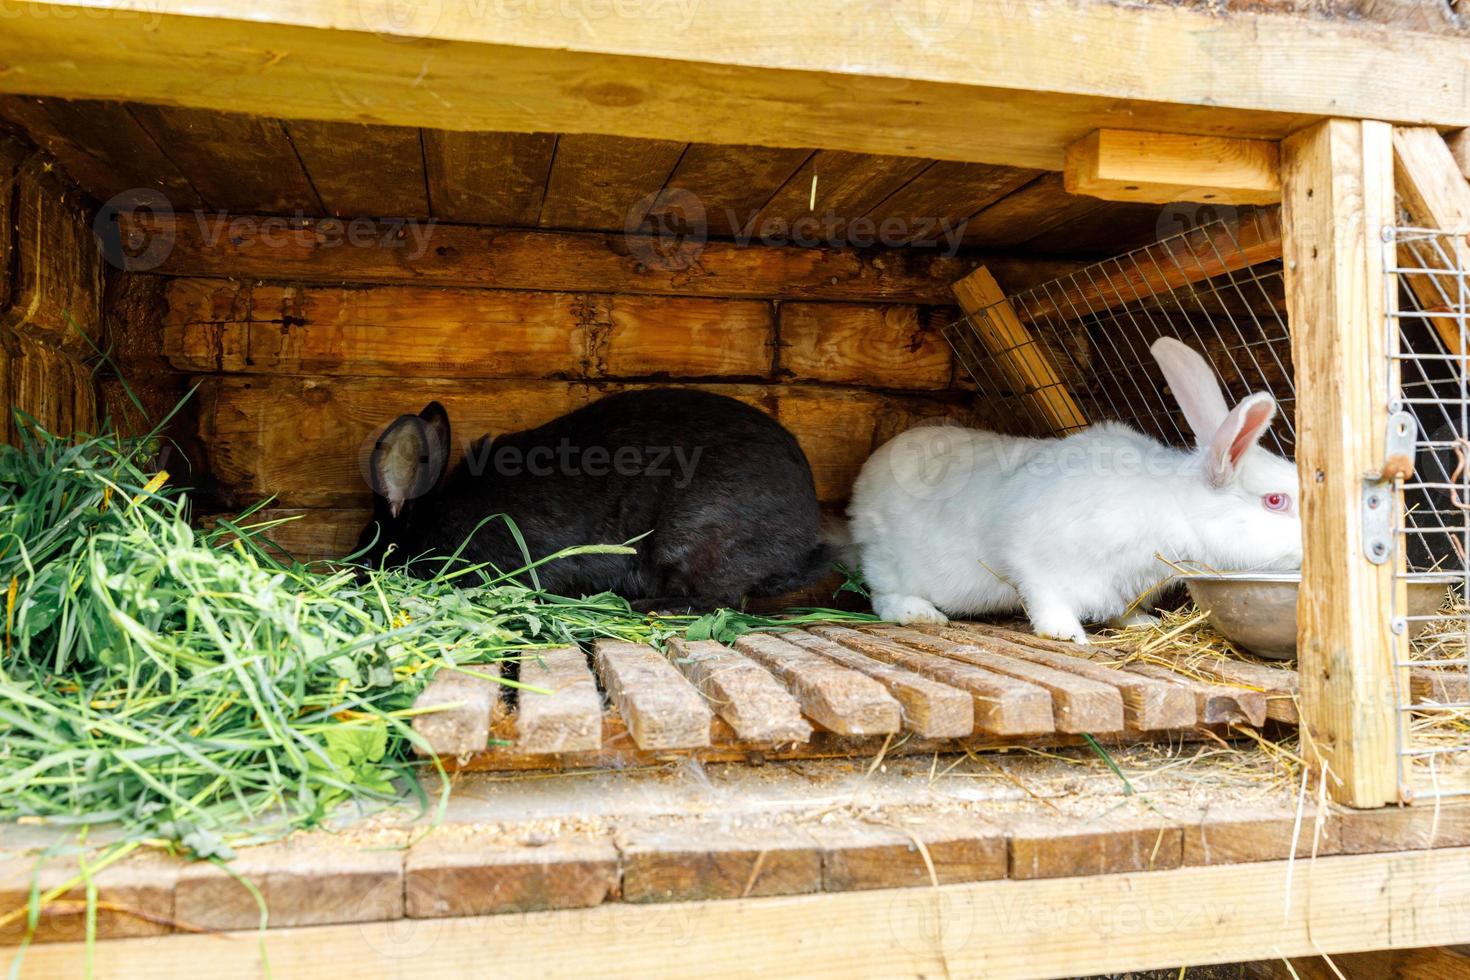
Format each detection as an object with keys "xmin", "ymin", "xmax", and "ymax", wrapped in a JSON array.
[
  {"xmin": 0, "ymin": 131, "xmax": 102, "ymax": 445},
  {"xmin": 146, "ymin": 227, "xmax": 996, "ymax": 561}
]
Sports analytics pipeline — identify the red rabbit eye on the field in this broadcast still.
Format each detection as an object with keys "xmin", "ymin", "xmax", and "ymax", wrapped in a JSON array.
[{"xmin": 1262, "ymin": 493, "xmax": 1291, "ymax": 513}]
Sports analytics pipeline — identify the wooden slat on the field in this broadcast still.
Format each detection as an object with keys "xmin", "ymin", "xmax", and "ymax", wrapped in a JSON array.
[
  {"xmin": 1008, "ymin": 812, "xmax": 1183, "ymax": 879},
  {"xmin": 621, "ymin": 827, "xmax": 821, "ymax": 903},
  {"xmin": 814, "ymin": 817, "xmax": 1006, "ymax": 891},
  {"xmin": 961, "ymin": 173, "xmax": 1108, "ymax": 249},
  {"xmin": 751, "ymin": 150, "xmax": 932, "ymax": 242},
  {"xmin": 1011, "ymin": 208, "xmax": 1284, "ymax": 326},
  {"xmin": 964, "ymin": 622, "xmax": 1298, "ymax": 725},
  {"xmin": 592, "ymin": 640, "xmax": 711, "ymax": 750},
  {"xmin": 1182, "ymin": 803, "xmax": 1341, "ymax": 866},
  {"xmin": 644, "ymin": 143, "xmax": 811, "ymax": 240},
  {"xmin": 406, "ymin": 836, "xmax": 618, "ymax": 918},
  {"xmin": 951, "ymin": 265, "xmax": 1088, "ymax": 435},
  {"xmin": 666, "ymin": 638, "xmax": 811, "ymax": 744},
  {"xmin": 127, "ymin": 105, "xmax": 320, "ymax": 213},
  {"xmin": 421, "ymin": 130, "xmax": 556, "ymax": 226},
  {"xmin": 410, "ymin": 663, "xmax": 503, "ymax": 757},
  {"xmin": 777, "ymin": 303, "xmax": 950, "ymax": 390},
  {"xmin": 1392, "ymin": 127, "xmax": 1470, "ymax": 356},
  {"xmin": 1283, "ymin": 119, "xmax": 1402, "ymax": 807},
  {"xmin": 119, "ymin": 211, "xmax": 1071, "ymax": 303},
  {"xmin": 1123, "ymin": 662, "xmax": 1269, "ymax": 728},
  {"xmin": 0, "ymin": 96, "xmax": 205, "ymax": 208},
  {"xmin": 824, "ymin": 626, "xmax": 1123, "ymax": 734},
  {"xmin": 1411, "ymin": 667, "xmax": 1470, "ymax": 705},
  {"xmin": 539, "ymin": 134, "xmax": 686, "ymax": 231},
  {"xmin": 1019, "ymin": 199, "xmax": 1166, "ymax": 257},
  {"xmin": 1064, "ymin": 129, "xmax": 1281, "ymax": 205},
  {"xmin": 789, "ymin": 628, "xmax": 1053, "ymax": 737},
  {"xmin": 6, "ymin": 154, "xmax": 102, "ymax": 350},
  {"xmin": 889, "ymin": 626, "xmax": 1194, "ymax": 731},
  {"xmin": 860, "ymin": 162, "xmax": 1040, "ymax": 246},
  {"xmin": 780, "ymin": 631, "xmax": 973, "ymax": 739},
  {"xmin": 0, "ymin": 851, "xmax": 179, "ymax": 943},
  {"xmin": 514, "ymin": 647, "xmax": 603, "ymax": 754},
  {"xmin": 161, "ymin": 280, "xmax": 774, "ymax": 379},
  {"xmin": 20, "ymin": 847, "xmax": 1470, "ymax": 979},
  {"xmin": 732, "ymin": 634, "xmax": 900, "ymax": 736},
  {"xmin": 283, "ymin": 119, "xmax": 427, "ymax": 218},
  {"xmin": 174, "ymin": 841, "xmax": 402, "ymax": 931}
]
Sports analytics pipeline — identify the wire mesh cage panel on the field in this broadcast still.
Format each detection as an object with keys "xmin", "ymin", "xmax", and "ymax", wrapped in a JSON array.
[
  {"xmin": 943, "ymin": 210, "xmax": 1296, "ymax": 456},
  {"xmin": 1387, "ymin": 224, "xmax": 1470, "ymax": 800}
]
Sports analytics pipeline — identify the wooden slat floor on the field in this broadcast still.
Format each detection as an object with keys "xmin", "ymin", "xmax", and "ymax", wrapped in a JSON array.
[{"xmin": 413, "ymin": 622, "xmax": 1299, "ymax": 770}]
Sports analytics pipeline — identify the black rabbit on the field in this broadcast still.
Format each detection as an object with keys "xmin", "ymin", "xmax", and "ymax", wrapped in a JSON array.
[{"xmin": 355, "ymin": 388, "xmax": 832, "ymax": 609}]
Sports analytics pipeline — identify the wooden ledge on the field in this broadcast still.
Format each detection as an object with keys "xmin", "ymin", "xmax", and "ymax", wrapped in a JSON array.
[{"xmin": 13, "ymin": 847, "xmax": 1470, "ymax": 979}]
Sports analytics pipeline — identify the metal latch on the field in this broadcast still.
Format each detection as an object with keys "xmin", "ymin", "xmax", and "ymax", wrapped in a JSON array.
[{"xmin": 1363, "ymin": 410, "xmax": 1418, "ymax": 566}]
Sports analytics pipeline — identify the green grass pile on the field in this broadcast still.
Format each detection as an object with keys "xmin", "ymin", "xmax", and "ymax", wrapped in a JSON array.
[{"xmin": 0, "ymin": 414, "xmax": 871, "ymax": 861}]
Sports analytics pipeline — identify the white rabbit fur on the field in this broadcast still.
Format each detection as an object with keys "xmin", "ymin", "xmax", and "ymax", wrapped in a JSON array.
[{"xmin": 846, "ymin": 338, "xmax": 1302, "ymax": 643}]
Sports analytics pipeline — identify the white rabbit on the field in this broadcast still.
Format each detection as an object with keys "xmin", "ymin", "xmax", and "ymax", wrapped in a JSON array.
[{"xmin": 846, "ymin": 337, "xmax": 1302, "ymax": 643}]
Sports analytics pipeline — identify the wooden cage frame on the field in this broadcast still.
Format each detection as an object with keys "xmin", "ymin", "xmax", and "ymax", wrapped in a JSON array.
[{"xmin": 4, "ymin": 0, "xmax": 1470, "ymax": 974}]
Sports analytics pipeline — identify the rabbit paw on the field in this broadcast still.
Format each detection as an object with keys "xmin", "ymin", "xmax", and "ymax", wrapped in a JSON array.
[
  {"xmin": 1029, "ymin": 609, "xmax": 1089, "ymax": 645},
  {"xmin": 873, "ymin": 593, "xmax": 949, "ymax": 626}
]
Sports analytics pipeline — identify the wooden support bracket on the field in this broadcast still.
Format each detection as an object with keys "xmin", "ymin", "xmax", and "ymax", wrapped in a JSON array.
[
  {"xmin": 1392, "ymin": 127, "xmax": 1470, "ymax": 356},
  {"xmin": 950, "ymin": 265, "xmax": 1089, "ymax": 436},
  {"xmin": 1064, "ymin": 129, "xmax": 1281, "ymax": 205}
]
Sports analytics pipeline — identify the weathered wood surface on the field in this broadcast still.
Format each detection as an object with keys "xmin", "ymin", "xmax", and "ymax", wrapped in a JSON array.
[
  {"xmin": 410, "ymin": 664, "xmax": 503, "ymax": 758},
  {"xmin": 405, "ymin": 836, "xmax": 618, "ymax": 918},
  {"xmin": 120, "ymin": 212, "xmax": 1073, "ymax": 303},
  {"xmin": 732, "ymin": 633, "xmax": 901, "ymax": 736},
  {"xmin": 420, "ymin": 130, "xmax": 556, "ymax": 227},
  {"xmin": 1065, "ymin": 129, "xmax": 1281, "ymax": 205},
  {"xmin": 162, "ymin": 280, "xmax": 776, "ymax": 380},
  {"xmin": 789, "ymin": 627, "xmax": 1053, "ymax": 737},
  {"xmin": 283, "ymin": 119, "xmax": 427, "ymax": 219},
  {"xmin": 538, "ymin": 134, "xmax": 685, "ymax": 231},
  {"xmin": 964, "ymin": 622, "xmax": 1299, "ymax": 724},
  {"xmin": 667, "ymin": 638, "xmax": 810, "ymax": 745},
  {"xmin": 514, "ymin": 647, "xmax": 603, "ymax": 755},
  {"xmin": 592, "ymin": 640, "xmax": 712, "ymax": 750},
  {"xmin": 783, "ymin": 631, "xmax": 974, "ymax": 739},
  {"xmin": 824, "ymin": 625, "xmax": 1124, "ymax": 734},
  {"xmin": 17, "ymin": 846, "xmax": 1470, "ymax": 977},
  {"xmin": 907, "ymin": 625, "xmax": 1194, "ymax": 731}
]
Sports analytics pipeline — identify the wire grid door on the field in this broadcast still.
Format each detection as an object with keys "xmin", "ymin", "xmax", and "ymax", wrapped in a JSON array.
[
  {"xmin": 942, "ymin": 212, "xmax": 1297, "ymax": 456},
  {"xmin": 1387, "ymin": 225, "xmax": 1470, "ymax": 801}
]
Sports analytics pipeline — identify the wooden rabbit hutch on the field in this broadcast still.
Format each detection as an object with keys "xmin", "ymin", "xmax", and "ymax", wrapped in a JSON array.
[{"xmin": 5, "ymin": 0, "xmax": 1470, "ymax": 977}]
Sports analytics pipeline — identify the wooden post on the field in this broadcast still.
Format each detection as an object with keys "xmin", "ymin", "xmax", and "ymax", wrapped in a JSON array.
[{"xmin": 1282, "ymin": 119, "xmax": 1404, "ymax": 808}]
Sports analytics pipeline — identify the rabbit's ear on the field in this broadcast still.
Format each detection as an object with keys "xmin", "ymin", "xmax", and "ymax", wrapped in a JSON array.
[
  {"xmin": 370, "ymin": 403, "xmax": 451, "ymax": 518},
  {"xmin": 1206, "ymin": 392, "xmax": 1277, "ymax": 487},
  {"xmin": 1151, "ymin": 338, "xmax": 1229, "ymax": 447}
]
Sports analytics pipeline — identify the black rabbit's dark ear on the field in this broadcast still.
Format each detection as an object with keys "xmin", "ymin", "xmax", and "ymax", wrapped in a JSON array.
[
  {"xmin": 418, "ymin": 401, "xmax": 451, "ymax": 481},
  {"xmin": 370, "ymin": 407, "xmax": 450, "ymax": 519}
]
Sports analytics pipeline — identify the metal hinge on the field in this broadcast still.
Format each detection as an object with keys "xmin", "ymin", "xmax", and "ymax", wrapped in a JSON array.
[{"xmin": 1363, "ymin": 410, "xmax": 1418, "ymax": 566}]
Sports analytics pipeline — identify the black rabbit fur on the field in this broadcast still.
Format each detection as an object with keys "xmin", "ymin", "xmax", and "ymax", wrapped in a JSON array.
[{"xmin": 356, "ymin": 388, "xmax": 831, "ymax": 610}]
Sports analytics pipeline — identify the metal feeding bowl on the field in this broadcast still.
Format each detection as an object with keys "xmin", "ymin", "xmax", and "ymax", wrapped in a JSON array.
[{"xmin": 1182, "ymin": 572, "xmax": 1456, "ymax": 660}]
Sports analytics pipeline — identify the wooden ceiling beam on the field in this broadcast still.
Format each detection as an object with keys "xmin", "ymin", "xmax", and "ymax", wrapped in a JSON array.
[{"xmin": 0, "ymin": 1, "xmax": 1467, "ymax": 170}]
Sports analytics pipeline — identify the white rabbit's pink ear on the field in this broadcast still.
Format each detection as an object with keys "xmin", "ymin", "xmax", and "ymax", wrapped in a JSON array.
[
  {"xmin": 1206, "ymin": 393, "xmax": 1277, "ymax": 486},
  {"xmin": 1151, "ymin": 338, "xmax": 1229, "ymax": 447}
]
